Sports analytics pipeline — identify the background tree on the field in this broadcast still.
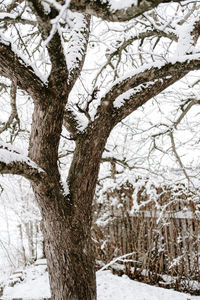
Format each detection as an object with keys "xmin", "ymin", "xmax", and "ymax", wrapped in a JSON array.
[
  {"xmin": 0, "ymin": 176, "xmax": 42, "ymax": 265},
  {"xmin": 0, "ymin": 1, "xmax": 200, "ymax": 299}
]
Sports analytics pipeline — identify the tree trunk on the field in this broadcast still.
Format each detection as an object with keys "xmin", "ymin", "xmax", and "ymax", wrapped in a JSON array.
[
  {"xmin": 30, "ymin": 127, "xmax": 112, "ymax": 299},
  {"xmin": 41, "ymin": 215, "xmax": 96, "ymax": 300},
  {"xmin": 17, "ymin": 224, "xmax": 27, "ymax": 266},
  {"xmin": 25, "ymin": 221, "xmax": 35, "ymax": 261},
  {"xmin": 31, "ymin": 158, "xmax": 98, "ymax": 300},
  {"xmin": 28, "ymin": 87, "xmax": 113, "ymax": 299}
]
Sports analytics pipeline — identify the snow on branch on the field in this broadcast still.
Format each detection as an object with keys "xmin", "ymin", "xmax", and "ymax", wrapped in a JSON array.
[
  {"xmin": 0, "ymin": 142, "xmax": 45, "ymax": 181},
  {"xmin": 28, "ymin": 0, "xmax": 69, "ymax": 88},
  {"xmin": 68, "ymin": 0, "xmax": 185, "ymax": 22},
  {"xmin": 0, "ymin": 36, "xmax": 47, "ymax": 101},
  {"xmin": 65, "ymin": 12, "xmax": 90, "ymax": 88},
  {"xmin": 43, "ymin": 0, "xmax": 70, "ymax": 47},
  {"xmin": 0, "ymin": 11, "xmax": 36, "ymax": 26},
  {"xmin": 42, "ymin": 0, "xmax": 187, "ymax": 22},
  {"xmin": 42, "ymin": 0, "xmax": 63, "ymax": 11},
  {"xmin": 97, "ymin": 252, "xmax": 136, "ymax": 272},
  {"xmin": 176, "ymin": 15, "xmax": 200, "ymax": 56},
  {"xmin": 95, "ymin": 54, "xmax": 200, "ymax": 126},
  {"xmin": 103, "ymin": 53, "xmax": 200, "ymax": 103}
]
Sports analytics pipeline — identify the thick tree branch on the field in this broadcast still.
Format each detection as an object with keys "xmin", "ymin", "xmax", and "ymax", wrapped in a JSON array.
[
  {"xmin": 96, "ymin": 58, "xmax": 200, "ymax": 125},
  {"xmin": 0, "ymin": 41, "xmax": 46, "ymax": 101},
  {"xmin": 28, "ymin": 0, "xmax": 69, "ymax": 93},
  {"xmin": 0, "ymin": 143, "xmax": 45, "ymax": 182},
  {"xmin": 63, "ymin": 109, "xmax": 80, "ymax": 138},
  {"xmin": 69, "ymin": 0, "xmax": 186, "ymax": 22},
  {"xmin": 47, "ymin": 31, "xmax": 69, "ymax": 93},
  {"xmin": 67, "ymin": 14, "xmax": 91, "ymax": 92}
]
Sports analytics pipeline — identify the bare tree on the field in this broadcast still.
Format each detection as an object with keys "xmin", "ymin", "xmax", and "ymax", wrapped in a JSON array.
[{"xmin": 0, "ymin": 1, "xmax": 200, "ymax": 299}]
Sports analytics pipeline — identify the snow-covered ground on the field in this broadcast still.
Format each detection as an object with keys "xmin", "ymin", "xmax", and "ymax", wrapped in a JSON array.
[{"xmin": 2, "ymin": 262, "xmax": 200, "ymax": 300}]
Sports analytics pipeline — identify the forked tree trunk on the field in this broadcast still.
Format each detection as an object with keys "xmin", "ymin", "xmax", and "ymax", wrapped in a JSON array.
[
  {"xmin": 31, "ymin": 140, "xmax": 102, "ymax": 299},
  {"xmin": 27, "ymin": 68, "xmax": 114, "ymax": 298},
  {"xmin": 31, "ymin": 166, "xmax": 98, "ymax": 299},
  {"xmin": 29, "ymin": 94, "xmax": 112, "ymax": 298}
]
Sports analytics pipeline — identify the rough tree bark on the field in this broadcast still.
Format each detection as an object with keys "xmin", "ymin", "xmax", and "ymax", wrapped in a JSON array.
[
  {"xmin": 29, "ymin": 89, "xmax": 115, "ymax": 299},
  {"xmin": 0, "ymin": 1, "xmax": 200, "ymax": 300}
]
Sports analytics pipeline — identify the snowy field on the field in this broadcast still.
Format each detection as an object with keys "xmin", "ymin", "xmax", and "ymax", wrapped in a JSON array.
[{"xmin": 2, "ymin": 263, "xmax": 200, "ymax": 300}]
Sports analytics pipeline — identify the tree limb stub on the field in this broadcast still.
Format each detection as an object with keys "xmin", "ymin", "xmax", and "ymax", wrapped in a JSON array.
[
  {"xmin": 63, "ymin": 109, "xmax": 80, "ymax": 138},
  {"xmin": 0, "ymin": 143, "xmax": 45, "ymax": 182}
]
